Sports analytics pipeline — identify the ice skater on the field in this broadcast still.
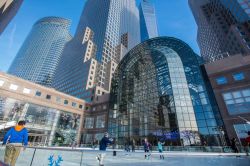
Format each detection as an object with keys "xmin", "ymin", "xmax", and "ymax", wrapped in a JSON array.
[
  {"xmin": 96, "ymin": 132, "xmax": 113, "ymax": 166},
  {"xmin": 143, "ymin": 138, "xmax": 151, "ymax": 160},
  {"xmin": 158, "ymin": 140, "xmax": 165, "ymax": 159}
]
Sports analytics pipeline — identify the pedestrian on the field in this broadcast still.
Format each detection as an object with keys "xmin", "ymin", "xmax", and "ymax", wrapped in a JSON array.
[
  {"xmin": 230, "ymin": 138, "xmax": 239, "ymax": 153},
  {"xmin": 96, "ymin": 132, "xmax": 113, "ymax": 166},
  {"xmin": 203, "ymin": 141, "xmax": 207, "ymax": 152},
  {"xmin": 143, "ymin": 138, "xmax": 151, "ymax": 160},
  {"xmin": 245, "ymin": 131, "xmax": 250, "ymax": 156},
  {"xmin": 157, "ymin": 140, "xmax": 165, "ymax": 159},
  {"xmin": 131, "ymin": 139, "xmax": 136, "ymax": 152},
  {"xmin": 3, "ymin": 120, "xmax": 28, "ymax": 166}
]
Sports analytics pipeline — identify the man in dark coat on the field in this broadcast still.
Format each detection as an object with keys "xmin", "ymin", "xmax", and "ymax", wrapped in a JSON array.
[{"xmin": 96, "ymin": 132, "xmax": 113, "ymax": 166}]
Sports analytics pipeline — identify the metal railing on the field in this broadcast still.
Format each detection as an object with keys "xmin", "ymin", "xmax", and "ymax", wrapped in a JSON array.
[{"xmin": 0, "ymin": 145, "xmax": 249, "ymax": 166}]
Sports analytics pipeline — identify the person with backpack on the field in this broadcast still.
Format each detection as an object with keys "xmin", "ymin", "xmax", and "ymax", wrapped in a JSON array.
[
  {"xmin": 3, "ymin": 120, "xmax": 28, "ymax": 166},
  {"xmin": 96, "ymin": 132, "xmax": 113, "ymax": 166}
]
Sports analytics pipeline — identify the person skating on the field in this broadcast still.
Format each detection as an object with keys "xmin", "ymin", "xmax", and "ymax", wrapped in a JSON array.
[
  {"xmin": 158, "ymin": 140, "xmax": 165, "ymax": 159},
  {"xmin": 96, "ymin": 132, "xmax": 113, "ymax": 166},
  {"xmin": 3, "ymin": 120, "xmax": 28, "ymax": 166},
  {"xmin": 143, "ymin": 138, "xmax": 151, "ymax": 160}
]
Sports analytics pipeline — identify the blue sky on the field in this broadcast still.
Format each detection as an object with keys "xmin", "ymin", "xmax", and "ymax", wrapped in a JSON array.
[{"xmin": 0, "ymin": 0, "xmax": 199, "ymax": 72}]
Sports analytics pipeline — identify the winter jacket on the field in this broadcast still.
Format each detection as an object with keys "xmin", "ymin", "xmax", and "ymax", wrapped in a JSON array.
[
  {"xmin": 158, "ymin": 142, "xmax": 163, "ymax": 151},
  {"xmin": 143, "ymin": 142, "xmax": 150, "ymax": 151},
  {"xmin": 3, "ymin": 126, "xmax": 28, "ymax": 146},
  {"xmin": 99, "ymin": 136, "xmax": 112, "ymax": 151}
]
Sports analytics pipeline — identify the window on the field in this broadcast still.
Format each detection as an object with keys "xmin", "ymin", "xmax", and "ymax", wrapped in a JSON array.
[
  {"xmin": 215, "ymin": 76, "xmax": 227, "ymax": 85},
  {"xmin": 233, "ymin": 72, "xmax": 245, "ymax": 81},
  {"xmin": 72, "ymin": 102, "xmax": 77, "ymax": 107},
  {"xmin": 23, "ymin": 88, "xmax": 31, "ymax": 94},
  {"xmin": 0, "ymin": 80, "xmax": 4, "ymax": 86},
  {"xmin": 84, "ymin": 117, "xmax": 94, "ymax": 128},
  {"xmin": 35, "ymin": 91, "xmax": 41, "ymax": 96},
  {"xmin": 9, "ymin": 84, "xmax": 18, "ymax": 90},
  {"xmin": 222, "ymin": 88, "xmax": 250, "ymax": 115},
  {"xmin": 64, "ymin": 100, "xmax": 68, "ymax": 105},
  {"xmin": 46, "ymin": 95, "xmax": 51, "ymax": 100},
  {"xmin": 56, "ymin": 97, "xmax": 61, "ymax": 103},
  {"xmin": 79, "ymin": 104, "xmax": 83, "ymax": 109},
  {"xmin": 96, "ymin": 115, "xmax": 105, "ymax": 128},
  {"xmin": 234, "ymin": 123, "xmax": 250, "ymax": 145}
]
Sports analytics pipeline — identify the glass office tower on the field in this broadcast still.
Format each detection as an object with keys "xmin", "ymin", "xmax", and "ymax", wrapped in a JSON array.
[
  {"xmin": 8, "ymin": 17, "xmax": 71, "ymax": 87},
  {"xmin": 189, "ymin": 0, "xmax": 250, "ymax": 63},
  {"xmin": 139, "ymin": 0, "xmax": 158, "ymax": 42},
  {"xmin": 0, "ymin": 0, "xmax": 24, "ymax": 35},
  {"xmin": 54, "ymin": 0, "xmax": 140, "ymax": 101},
  {"xmin": 108, "ymin": 37, "xmax": 224, "ymax": 146}
]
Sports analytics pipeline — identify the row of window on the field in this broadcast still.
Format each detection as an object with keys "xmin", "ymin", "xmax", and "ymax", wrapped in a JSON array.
[
  {"xmin": 84, "ymin": 115, "xmax": 106, "ymax": 129},
  {"xmin": 0, "ymin": 79, "xmax": 84, "ymax": 110},
  {"xmin": 215, "ymin": 72, "xmax": 245, "ymax": 85},
  {"xmin": 223, "ymin": 87, "xmax": 250, "ymax": 115},
  {"xmin": 35, "ymin": 91, "xmax": 83, "ymax": 109}
]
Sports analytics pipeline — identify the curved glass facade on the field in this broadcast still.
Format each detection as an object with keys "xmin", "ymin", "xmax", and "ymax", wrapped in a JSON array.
[
  {"xmin": 108, "ymin": 37, "xmax": 224, "ymax": 146},
  {"xmin": 8, "ymin": 17, "xmax": 71, "ymax": 87}
]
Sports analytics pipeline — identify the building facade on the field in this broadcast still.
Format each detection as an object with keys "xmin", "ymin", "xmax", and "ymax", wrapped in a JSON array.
[
  {"xmin": 81, "ymin": 95, "xmax": 110, "ymax": 144},
  {"xmin": 203, "ymin": 54, "xmax": 250, "ymax": 146},
  {"xmin": 108, "ymin": 37, "xmax": 224, "ymax": 146},
  {"xmin": 8, "ymin": 17, "xmax": 71, "ymax": 87},
  {"xmin": 0, "ymin": 0, "xmax": 23, "ymax": 35},
  {"xmin": 0, "ymin": 72, "xmax": 89, "ymax": 146},
  {"xmin": 139, "ymin": 0, "xmax": 158, "ymax": 42},
  {"xmin": 189, "ymin": 0, "xmax": 250, "ymax": 63},
  {"xmin": 54, "ymin": 0, "xmax": 140, "ymax": 102}
]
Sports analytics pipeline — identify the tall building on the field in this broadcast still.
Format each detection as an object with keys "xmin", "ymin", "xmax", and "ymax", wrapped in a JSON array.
[
  {"xmin": 108, "ymin": 37, "xmax": 225, "ymax": 146},
  {"xmin": 53, "ymin": 0, "xmax": 140, "ymax": 102},
  {"xmin": 0, "ymin": 0, "xmax": 23, "ymax": 35},
  {"xmin": 189, "ymin": 0, "xmax": 250, "ymax": 63},
  {"xmin": 139, "ymin": 0, "xmax": 158, "ymax": 42},
  {"xmin": 8, "ymin": 17, "xmax": 71, "ymax": 87}
]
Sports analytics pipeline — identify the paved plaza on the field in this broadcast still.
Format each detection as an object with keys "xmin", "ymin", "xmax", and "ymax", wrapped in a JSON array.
[{"xmin": 1, "ymin": 147, "xmax": 250, "ymax": 166}]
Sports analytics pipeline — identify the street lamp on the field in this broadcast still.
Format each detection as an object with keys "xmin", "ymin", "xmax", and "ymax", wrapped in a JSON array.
[{"xmin": 238, "ymin": 116, "xmax": 250, "ymax": 125}]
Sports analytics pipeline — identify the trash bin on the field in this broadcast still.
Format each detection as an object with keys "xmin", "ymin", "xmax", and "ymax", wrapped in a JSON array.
[{"xmin": 113, "ymin": 150, "xmax": 116, "ymax": 156}]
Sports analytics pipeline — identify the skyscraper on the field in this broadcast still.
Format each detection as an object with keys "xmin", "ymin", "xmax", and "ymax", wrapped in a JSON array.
[
  {"xmin": 0, "ymin": 0, "xmax": 23, "ymax": 35},
  {"xmin": 139, "ymin": 0, "xmax": 158, "ymax": 42},
  {"xmin": 54, "ymin": 0, "xmax": 140, "ymax": 102},
  {"xmin": 8, "ymin": 17, "xmax": 71, "ymax": 87},
  {"xmin": 189, "ymin": 0, "xmax": 250, "ymax": 63}
]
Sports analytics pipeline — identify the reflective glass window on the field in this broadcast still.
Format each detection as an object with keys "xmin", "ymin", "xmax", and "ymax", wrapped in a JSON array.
[
  {"xmin": 35, "ymin": 91, "xmax": 41, "ymax": 96},
  {"xmin": 233, "ymin": 72, "xmax": 245, "ymax": 81},
  {"xmin": 85, "ymin": 117, "xmax": 94, "ymax": 128},
  {"xmin": 215, "ymin": 76, "xmax": 227, "ymax": 85},
  {"xmin": 96, "ymin": 115, "xmax": 105, "ymax": 128},
  {"xmin": 223, "ymin": 88, "xmax": 250, "ymax": 114}
]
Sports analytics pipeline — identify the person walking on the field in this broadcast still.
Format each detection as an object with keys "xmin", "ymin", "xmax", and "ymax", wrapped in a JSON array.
[
  {"xmin": 96, "ymin": 132, "xmax": 113, "ymax": 166},
  {"xmin": 131, "ymin": 139, "xmax": 136, "ymax": 152},
  {"xmin": 143, "ymin": 138, "xmax": 151, "ymax": 160},
  {"xmin": 3, "ymin": 120, "xmax": 28, "ymax": 166},
  {"xmin": 230, "ymin": 138, "xmax": 239, "ymax": 153},
  {"xmin": 157, "ymin": 140, "xmax": 165, "ymax": 159},
  {"xmin": 245, "ymin": 131, "xmax": 250, "ymax": 156}
]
